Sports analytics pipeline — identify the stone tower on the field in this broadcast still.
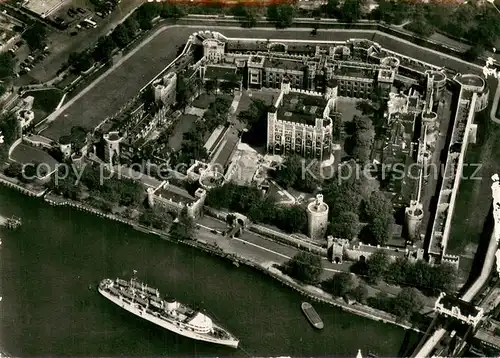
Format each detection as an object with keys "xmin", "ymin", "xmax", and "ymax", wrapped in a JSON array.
[{"xmin": 307, "ymin": 194, "xmax": 329, "ymax": 241}]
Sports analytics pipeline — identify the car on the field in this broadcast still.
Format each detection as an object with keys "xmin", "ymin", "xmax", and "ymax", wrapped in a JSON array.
[
  {"xmin": 67, "ymin": 11, "xmax": 74, "ymax": 17},
  {"xmin": 96, "ymin": 12, "xmax": 103, "ymax": 17},
  {"xmin": 77, "ymin": 7, "xmax": 85, "ymax": 13},
  {"xmin": 70, "ymin": 31, "xmax": 78, "ymax": 36},
  {"xmin": 19, "ymin": 69, "xmax": 27, "ymax": 75},
  {"xmin": 210, "ymin": 229, "xmax": 218, "ymax": 234}
]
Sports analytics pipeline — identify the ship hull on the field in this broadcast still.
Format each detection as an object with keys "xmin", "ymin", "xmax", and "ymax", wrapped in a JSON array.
[
  {"xmin": 301, "ymin": 302, "xmax": 324, "ymax": 329},
  {"xmin": 98, "ymin": 287, "xmax": 239, "ymax": 348}
]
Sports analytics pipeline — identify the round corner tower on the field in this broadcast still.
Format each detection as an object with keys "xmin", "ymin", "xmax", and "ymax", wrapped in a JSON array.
[
  {"xmin": 307, "ymin": 194, "xmax": 329, "ymax": 241},
  {"xmin": 405, "ymin": 200, "xmax": 424, "ymax": 241}
]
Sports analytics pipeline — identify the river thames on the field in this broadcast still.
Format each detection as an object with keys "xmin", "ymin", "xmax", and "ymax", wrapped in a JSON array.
[{"xmin": 0, "ymin": 187, "xmax": 418, "ymax": 356}]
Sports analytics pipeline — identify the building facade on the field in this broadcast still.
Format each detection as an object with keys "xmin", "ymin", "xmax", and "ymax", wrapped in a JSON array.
[{"xmin": 147, "ymin": 181, "xmax": 207, "ymax": 219}]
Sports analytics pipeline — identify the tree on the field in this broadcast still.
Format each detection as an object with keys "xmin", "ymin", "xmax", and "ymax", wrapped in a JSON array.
[
  {"xmin": 366, "ymin": 250, "xmax": 390, "ymax": 284},
  {"xmin": 93, "ymin": 36, "xmax": 116, "ymax": 62},
  {"xmin": 323, "ymin": 272, "xmax": 355, "ymax": 297},
  {"xmin": 275, "ymin": 155, "xmax": 302, "ymax": 188},
  {"xmin": 112, "ymin": 24, "xmax": 130, "ymax": 48},
  {"xmin": 4, "ymin": 162, "xmax": 22, "ymax": 178},
  {"xmin": 363, "ymin": 191, "xmax": 392, "ymax": 222},
  {"xmin": 276, "ymin": 205, "xmax": 308, "ymax": 233},
  {"xmin": 123, "ymin": 17, "xmax": 140, "ymax": 38},
  {"xmin": 286, "ymin": 251, "xmax": 323, "ymax": 284},
  {"xmin": 428, "ymin": 263, "xmax": 457, "ymax": 295},
  {"xmin": 323, "ymin": 180, "xmax": 364, "ymax": 217},
  {"xmin": 267, "ymin": 5, "xmax": 295, "ymax": 29},
  {"xmin": 176, "ymin": 74, "xmax": 196, "ymax": 108},
  {"xmin": 0, "ymin": 52, "xmax": 14, "ymax": 80},
  {"xmin": 349, "ymin": 116, "xmax": 374, "ymax": 163},
  {"xmin": 22, "ymin": 23, "xmax": 47, "ymax": 51},
  {"xmin": 352, "ymin": 284, "xmax": 369, "ymax": 304},
  {"xmin": 20, "ymin": 162, "xmax": 38, "ymax": 183},
  {"xmin": 463, "ymin": 44, "xmax": 484, "ymax": 62},
  {"xmin": 329, "ymin": 211, "xmax": 360, "ymax": 240},
  {"xmin": 160, "ymin": 4, "xmax": 186, "ymax": 19},
  {"xmin": 232, "ymin": 6, "xmax": 258, "ymax": 28},
  {"xmin": 139, "ymin": 208, "xmax": 173, "ymax": 230},
  {"xmin": 385, "ymin": 257, "xmax": 410, "ymax": 284},
  {"xmin": 135, "ymin": 3, "xmax": 159, "ymax": 30},
  {"xmin": 364, "ymin": 215, "xmax": 393, "ymax": 245},
  {"xmin": 392, "ymin": 287, "xmax": 424, "ymax": 321},
  {"xmin": 341, "ymin": 0, "xmax": 362, "ymax": 22},
  {"xmin": 169, "ymin": 207, "xmax": 195, "ymax": 240},
  {"xmin": 326, "ymin": 0, "xmax": 340, "ymax": 18},
  {"xmin": 68, "ymin": 52, "xmax": 94, "ymax": 74}
]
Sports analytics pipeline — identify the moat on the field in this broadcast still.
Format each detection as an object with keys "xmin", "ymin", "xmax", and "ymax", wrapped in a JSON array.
[{"xmin": 0, "ymin": 186, "xmax": 419, "ymax": 356}]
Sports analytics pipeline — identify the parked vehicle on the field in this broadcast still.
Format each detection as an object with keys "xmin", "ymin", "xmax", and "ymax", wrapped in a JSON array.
[
  {"xmin": 70, "ymin": 31, "xmax": 78, "ymax": 36},
  {"xmin": 77, "ymin": 7, "xmax": 85, "ymax": 13}
]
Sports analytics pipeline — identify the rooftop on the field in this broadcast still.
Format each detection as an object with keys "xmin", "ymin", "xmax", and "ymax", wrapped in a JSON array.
[
  {"xmin": 226, "ymin": 40, "xmax": 268, "ymax": 52},
  {"xmin": 264, "ymin": 57, "xmax": 305, "ymax": 72},
  {"xmin": 439, "ymin": 295, "xmax": 481, "ymax": 318},
  {"xmin": 333, "ymin": 65, "xmax": 375, "ymax": 79},
  {"xmin": 277, "ymin": 93, "xmax": 327, "ymax": 126},
  {"xmin": 204, "ymin": 65, "xmax": 237, "ymax": 81},
  {"xmin": 427, "ymin": 71, "xmax": 446, "ymax": 82},
  {"xmin": 155, "ymin": 184, "xmax": 196, "ymax": 205},
  {"xmin": 308, "ymin": 201, "xmax": 328, "ymax": 213}
]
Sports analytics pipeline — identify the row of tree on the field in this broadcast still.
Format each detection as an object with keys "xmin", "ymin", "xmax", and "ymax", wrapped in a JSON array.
[
  {"xmin": 353, "ymin": 250, "xmax": 457, "ymax": 296},
  {"xmin": 48, "ymin": 165, "xmax": 144, "ymax": 207},
  {"xmin": 139, "ymin": 206, "xmax": 195, "ymax": 240},
  {"xmin": 206, "ymin": 183, "xmax": 308, "ymax": 234},
  {"xmin": 284, "ymin": 251, "xmax": 425, "ymax": 321}
]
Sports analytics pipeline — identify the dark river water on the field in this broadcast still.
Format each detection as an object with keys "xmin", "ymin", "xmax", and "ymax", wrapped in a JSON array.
[{"xmin": 0, "ymin": 187, "xmax": 418, "ymax": 356}]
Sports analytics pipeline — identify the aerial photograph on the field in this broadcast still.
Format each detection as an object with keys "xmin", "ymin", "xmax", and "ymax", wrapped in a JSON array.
[{"xmin": 1, "ymin": 0, "xmax": 500, "ymax": 356}]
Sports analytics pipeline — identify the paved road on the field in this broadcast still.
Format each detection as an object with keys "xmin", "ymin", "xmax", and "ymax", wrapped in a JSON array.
[
  {"xmin": 197, "ymin": 215, "xmax": 347, "ymax": 277},
  {"xmin": 41, "ymin": 25, "xmax": 484, "ymax": 140}
]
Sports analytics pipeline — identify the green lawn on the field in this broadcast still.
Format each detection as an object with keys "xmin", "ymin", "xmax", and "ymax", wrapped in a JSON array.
[{"xmin": 23, "ymin": 88, "xmax": 64, "ymax": 124}]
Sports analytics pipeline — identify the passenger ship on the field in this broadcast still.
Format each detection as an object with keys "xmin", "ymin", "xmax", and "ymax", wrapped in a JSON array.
[{"xmin": 98, "ymin": 278, "xmax": 239, "ymax": 348}]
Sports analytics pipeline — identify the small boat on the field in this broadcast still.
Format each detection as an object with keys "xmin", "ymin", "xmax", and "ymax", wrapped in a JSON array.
[{"xmin": 301, "ymin": 302, "xmax": 324, "ymax": 329}]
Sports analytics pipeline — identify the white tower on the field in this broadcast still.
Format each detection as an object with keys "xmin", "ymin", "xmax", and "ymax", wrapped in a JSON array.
[
  {"xmin": 307, "ymin": 194, "xmax": 329, "ymax": 241},
  {"xmin": 147, "ymin": 187, "xmax": 155, "ymax": 208}
]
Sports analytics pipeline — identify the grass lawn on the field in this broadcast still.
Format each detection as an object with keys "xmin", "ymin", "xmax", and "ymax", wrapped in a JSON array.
[
  {"xmin": 192, "ymin": 93, "xmax": 215, "ymax": 109},
  {"xmin": 448, "ymin": 97, "xmax": 500, "ymax": 255},
  {"xmin": 23, "ymin": 88, "xmax": 64, "ymax": 124},
  {"xmin": 168, "ymin": 114, "xmax": 198, "ymax": 151}
]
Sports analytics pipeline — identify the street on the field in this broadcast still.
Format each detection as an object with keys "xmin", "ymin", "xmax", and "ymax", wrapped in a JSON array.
[{"xmin": 196, "ymin": 215, "xmax": 347, "ymax": 278}]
